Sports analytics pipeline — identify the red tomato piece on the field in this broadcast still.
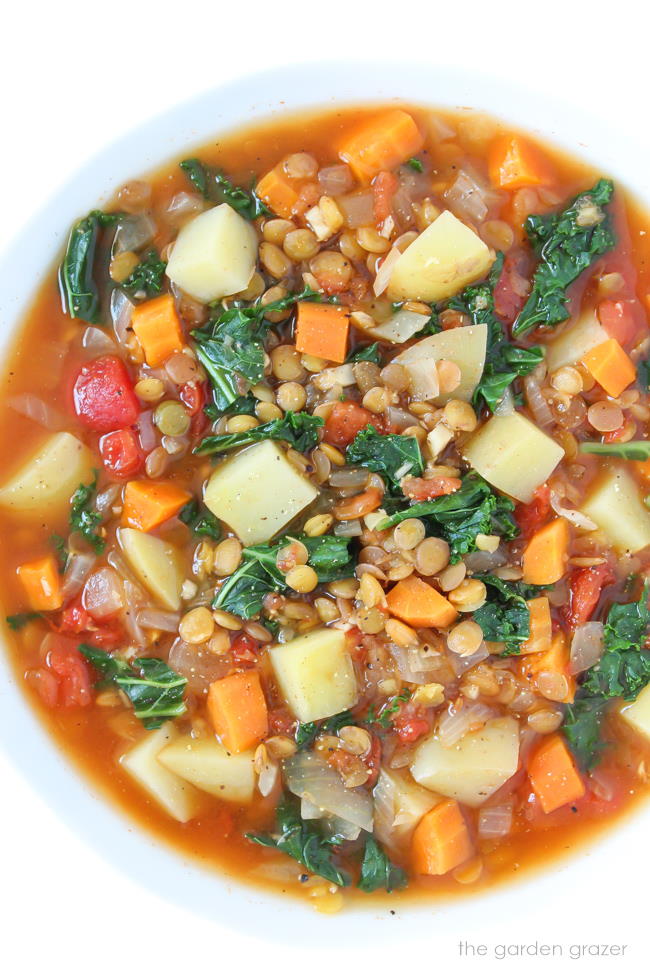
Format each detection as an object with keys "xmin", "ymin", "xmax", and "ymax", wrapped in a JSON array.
[
  {"xmin": 27, "ymin": 639, "xmax": 93, "ymax": 708},
  {"xmin": 323, "ymin": 401, "xmax": 375, "ymax": 448},
  {"xmin": 597, "ymin": 298, "xmax": 645, "ymax": 348},
  {"xmin": 25, "ymin": 668, "xmax": 60, "ymax": 708},
  {"xmin": 230, "ymin": 632, "xmax": 260, "ymax": 669},
  {"xmin": 494, "ymin": 250, "xmax": 531, "ymax": 326},
  {"xmin": 373, "ymin": 171, "xmax": 399, "ymax": 224},
  {"xmin": 393, "ymin": 715, "xmax": 431, "ymax": 744},
  {"xmin": 402, "ymin": 476, "xmax": 462, "ymax": 501},
  {"xmin": 268, "ymin": 707, "xmax": 296, "ymax": 736},
  {"xmin": 180, "ymin": 381, "xmax": 207, "ymax": 416},
  {"xmin": 515, "ymin": 483, "xmax": 551, "ymax": 541},
  {"xmin": 563, "ymin": 563, "xmax": 616, "ymax": 629},
  {"xmin": 56, "ymin": 595, "xmax": 124, "ymax": 648},
  {"xmin": 73, "ymin": 355, "xmax": 140, "ymax": 432},
  {"xmin": 100, "ymin": 428, "xmax": 143, "ymax": 478}
]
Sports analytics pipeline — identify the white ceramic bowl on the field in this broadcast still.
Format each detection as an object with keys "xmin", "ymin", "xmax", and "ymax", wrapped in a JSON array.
[{"xmin": 0, "ymin": 61, "xmax": 647, "ymax": 941}]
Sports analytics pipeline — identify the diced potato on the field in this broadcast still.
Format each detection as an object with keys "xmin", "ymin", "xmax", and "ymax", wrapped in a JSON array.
[
  {"xmin": 463, "ymin": 411, "xmax": 565, "ymax": 503},
  {"xmin": 620, "ymin": 684, "xmax": 650, "ymax": 743},
  {"xmin": 269, "ymin": 627, "xmax": 358, "ymax": 723},
  {"xmin": 580, "ymin": 466, "xmax": 650, "ymax": 554},
  {"xmin": 373, "ymin": 767, "xmax": 440, "ymax": 848},
  {"xmin": 545, "ymin": 310, "xmax": 608, "ymax": 372},
  {"xmin": 394, "ymin": 323, "xmax": 488, "ymax": 404},
  {"xmin": 365, "ymin": 309, "xmax": 430, "ymax": 344},
  {"xmin": 203, "ymin": 440, "xmax": 318, "ymax": 545},
  {"xmin": 411, "ymin": 717, "xmax": 520, "ymax": 807},
  {"xmin": 120, "ymin": 723, "xmax": 203, "ymax": 822},
  {"xmin": 0, "ymin": 432, "xmax": 94, "ymax": 517},
  {"xmin": 119, "ymin": 527, "xmax": 184, "ymax": 610},
  {"xmin": 387, "ymin": 210, "xmax": 493, "ymax": 303},
  {"xmin": 165, "ymin": 203, "xmax": 257, "ymax": 303},
  {"xmin": 158, "ymin": 735, "xmax": 255, "ymax": 803}
]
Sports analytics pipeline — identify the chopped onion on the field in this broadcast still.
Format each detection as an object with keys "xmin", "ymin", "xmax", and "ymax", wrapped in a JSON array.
[
  {"xmin": 368, "ymin": 309, "xmax": 429, "ymax": 344},
  {"xmin": 337, "ymin": 190, "xmax": 375, "ymax": 228},
  {"xmin": 300, "ymin": 797, "xmax": 322, "ymax": 820},
  {"xmin": 318, "ymin": 164, "xmax": 354, "ymax": 196},
  {"xmin": 7, "ymin": 394, "xmax": 64, "ymax": 430},
  {"xmin": 373, "ymin": 247, "xmax": 402, "ymax": 297},
  {"xmin": 168, "ymin": 638, "xmax": 229, "ymax": 693},
  {"xmin": 392, "ymin": 187, "xmax": 415, "ymax": 224},
  {"xmin": 444, "ymin": 170, "xmax": 489, "ymax": 223},
  {"xmin": 82, "ymin": 567, "xmax": 124, "ymax": 620},
  {"xmin": 114, "ymin": 213, "xmax": 156, "ymax": 253},
  {"xmin": 589, "ymin": 766, "xmax": 616, "ymax": 801},
  {"xmin": 164, "ymin": 191, "xmax": 204, "ymax": 227},
  {"xmin": 322, "ymin": 816, "xmax": 362, "ymax": 843},
  {"xmin": 110, "ymin": 288, "xmax": 135, "ymax": 345},
  {"xmin": 136, "ymin": 410, "xmax": 158, "ymax": 452},
  {"xmin": 333, "ymin": 519, "xmax": 363, "ymax": 537},
  {"xmin": 523, "ymin": 374, "xmax": 553, "ymax": 428},
  {"xmin": 447, "ymin": 642, "xmax": 490, "ymax": 677},
  {"xmin": 136, "ymin": 608, "xmax": 181, "ymax": 632},
  {"xmin": 493, "ymin": 386, "xmax": 515, "ymax": 416},
  {"xmin": 478, "ymin": 802, "xmax": 513, "ymax": 839},
  {"xmin": 328, "ymin": 467, "xmax": 368, "ymax": 488},
  {"xmin": 120, "ymin": 580, "xmax": 147, "ymax": 647},
  {"xmin": 550, "ymin": 491, "xmax": 598, "ymax": 531},
  {"xmin": 437, "ymin": 701, "xmax": 494, "ymax": 747},
  {"xmin": 314, "ymin": 364, "xmax": 356, "ymax": 389},
  {"xmin": 61, "ymin": 551, "xmax": 97, "ymax": 600},
  {"xmin": 82, "ymin": 326, "xmax": 116, "ymax": 355},
  {"xmin": 464, "ymin": 548, "xmax": 506, "ymax": 573},
  {"xmin": 569, "ymin": 622, "xmax": 604, "ymax": 675},
  {"xmin": 387, "ymin": 406, "xmax": 419, "ymax": 431},
  {"xmin": 95, "ymin": 484, "xmax": 121, "ymax": 515},
  {"xmin": 283, "ymin": 752, "xmax": 373, "ymax": 832},
  {"xmin": 390, "ymin": 644, "xmax": 440, "ymax": 684}
]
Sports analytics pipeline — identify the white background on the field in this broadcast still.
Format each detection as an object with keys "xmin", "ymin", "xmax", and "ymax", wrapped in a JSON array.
[{"xmin": 1, "ymin": 2, "xmax": 649, "ymax": 973}]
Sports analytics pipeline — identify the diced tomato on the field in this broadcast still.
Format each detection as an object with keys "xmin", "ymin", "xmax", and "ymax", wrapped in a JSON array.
[
  {"xmin": 268, "ymin": 707, "xmax": 296, "ymax": 736},
  {"xmin": 26, "ymin": 639, "xmax": 93, "ymax": 708},
  {"xmin": 494, "ymin": 250, "xmax": 531, "ymax": 326},
  {"xmin": 597, "ymin": 298, "xmax": 645, "ymax": 348},
  {"xmin": 563, "ymin": 563, "xmax": 616, "ymax": 629},
  {"xmin": 180, "ymin": 381, "xmax": 207, "ymax": 416},
  {"xmin": 402, "ymin": 475, "xmax": 462, "ymax": 501},
  {"xmin": 323, "ymin": 401, "xmax": 375, "ymax": 448},
  {"xmin": 603, "ymin": 424, "xmax": 627, "ymax": 443},
  {"xmin": 373, "ymin": 171, "xmax": 399, "ymax": 224},
  {"xmin": 99, "ymin": 428, "xmax": 143, "ymax": 478},
  {"xmin": 55, "ymin": 594, "xmax": 124, "ymax": 649},
  {"xmin": 346, "ymin": 626, "xmax": 369, "ymax": 664},
  {"xmin": 230, "ymin": 632, "xmax": 260, "ymax": 669},
  {"xmin": 73, "ymin": 355, "xmax": 140, "ymax": 433},
  {"xmin": 393, "ymin": 715, "xmax": 431, "ymax": 744},
  {"xmin": 515, "ymin": 483, "xmax": 551, "ymax": 541}
]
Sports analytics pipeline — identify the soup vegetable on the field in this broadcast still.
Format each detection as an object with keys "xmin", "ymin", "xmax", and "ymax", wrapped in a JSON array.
[{"xmin": 2, "ymin": 105, "xmax": 650, "ymax": 912}]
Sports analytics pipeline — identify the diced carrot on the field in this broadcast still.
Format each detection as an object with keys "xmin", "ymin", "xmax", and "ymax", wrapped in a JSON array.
[
  {"xmin": 520, "ymin": 596, "xmax": 552, "ymax": 655},
  {"xmin": 122, "ymin": 480, "xmax": 192, "ymax": 532},
  {"xmin": 131, "ymin": 294, "xmax": 185, "ymax": 368},
  {"xmin": 386, "ymin": 576, "xmax": 458, "ymax": 629},
  {"xmin": 295, "ymin": 302, "xmax": 350, "ymax": 363},
  {"xmin": 522, "ymin": 517, "xmax": 570, "ymax": 585},
  {"xmin": 488, "ymin": 134, "xmax": 555, "ymax": 190},
  {"xmin": 333, "ymin": 487, "xmax": 383, "ymax": 521},
  {"xmin": 411, "ymin": 799, "xmax": 474, "ymax": 875},
  {"xmin": 373, "ymin": 170, "xmax": 399, "ymax": 223},
  {"xmin": 207, "ymin": 671, "xmax": 269, "ymax": 754},
  {"xmin": 635, "ymin": 458, "xmax": 650, "ymax": 483},
  {"xmin": 338, "ymin": 110, "xmax": 424, "ymax": 182},
  {"xmin": 17, "ymin": 555, "xmax": 62, "ymax": 611},
  {"xmin": 582, "ymin": 337, "xmax": 636, "ymax": 397},
  {"xmin": 256, "ymin": 164, "xmax": 299, "ymax": 219},
  {"xmin": 518, "ymin": 632, "xmax": 575, "ymax": 704},
  {"xmin": 323, "ymin": 400, "xmax": 374, "ymax": 448},
  {"xmin": 528, "ymin": 733, "xmax": 585, "ymax": 813}
]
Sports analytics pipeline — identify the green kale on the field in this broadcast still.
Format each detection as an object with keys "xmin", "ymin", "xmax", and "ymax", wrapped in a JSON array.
[
  {"xmin": 6, "ymin": 612, "xmax": 42, "ymax": 630},
  {"xmin": 473, "ymin": 574, "xmax": 546, "ymax": 655},
  {"xmin": 70, "ymin": 474, "xmax": 104, "ymax": 554},
  {"xmin": 449, "ymin": 254, "xmax": 544, "ymax": 413},
  {"xmin": 346, "ymin": 342, "xmax": 382, "ymax": 365},
  {"xmin": 195, "ymin": 411, "xmax": 323, "ymax": 456},
  {"xmin": 637, "ymin": 359, "xmax": 650, "ymax": 390},
  {"xmin": 60, "ymin": 210, "xmax": 120, "ymax": 324},
  {"xmin": 80, "ymin": 646, "xmax": 187, "ymax": 729},
  {"xmin": 204, "ymin": 392, "xmax": 257, "ymax": 420},
  {"xmin": 579, "ymin": 441, "xmax": 650, "ymax": 461},
  {"xmin": 366, "ymin": 689, "xmax": 411, "ymax": 730},
  {"xmin": 246, "ymin": 794, "xmax": 350, "ymax": 887},
  {"xmin": 563, "ymin": 584, "xmax": 650, "ymax": 768},
  {"xmin": 295, "ymin": 710, "xmax": 355, "ymax": 750},
  {"xmin": 357, "ymin": 836, "xmax": 408, "ymax": 893},
  {"xmin": 180, "ymin": 157, "xmax": 270, "ymax": 220},
  {"xmin": 50, "ymin": 533, "xmax": 69, "ymax": 571},
  {"xmin": 121, "ymin": 249, "xmax": 166, "ymax": 299},
  {"xmin": 513, "ymin": 179, "xmax": 616, "ymax": 337},
  {"xmin": 379, "ymin": 473, "xmax": 518, "ymax": 563},
  {"xmin": 213, "ymin": 534, "xmax": 354, "ymax": 619},
  {"xmin": 406, "ymin": 157, "xmax": 424, "ymax": 173},
  {"xmin": 179, "ymin": 499, "xmax": 222, "ymax": 540},
  {"xmin": 346, "ymin": 425, "xmax": 424, "ymax": 492}
]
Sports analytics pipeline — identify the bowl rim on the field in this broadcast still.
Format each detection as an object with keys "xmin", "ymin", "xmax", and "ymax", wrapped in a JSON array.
[{"xmin": 0, "ymin": 58, "xmax": 647, "ymax": 940}]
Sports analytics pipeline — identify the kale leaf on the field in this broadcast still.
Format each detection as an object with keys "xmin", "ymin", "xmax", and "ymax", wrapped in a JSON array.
[
  {"xmin": 513, "ymin": 179, "xmax": 616, "ymax": 337},
  {"xmin": 358, "ymin": 836, "xmax": 408, "ymax": 893},
  {"xmin": 379, "ymin": 473, "xmax": 518, "ymax": 563},
  {"xmin": 295, "ymin": 710, "xmax": 355, "ymax": 750},
  {"xmin": 80, "ymin": 646, "xmax": 187, "ymax": 729},
  {"xmin": 346, "ymin": 425, "xmax": 424, "ymax": 492},
  {"xmin": 50, "ymin": 533, "xmax": 69, "ymax": 571},
  {"xmin": 60, "ymin": 210, "xmax": 120, "ymax": 324},
  {"xmin": 180, "ymin": 157, "xmax": 270, "ymax": 220},
  {"xmin": 473, "ymin": 574, "xmax": 546, "ymax": 655},
  {"xmin": 406, "ymin": 157, "xmax": 424, "ymax": 173},
  {"xmin": 346, "ymin": 342, "xmax": 382, "ymax": 365},
  {"xmin": 637, "ymin": 359, "xmax": 650, "ymax": 390},
  {"xmin": 246, "ymin": 794, "xmax": 350, "ymax": 887},
  {"xmin": 579, "ymin": 441, "xmax": 650, "ymax": 461},
  {"xmin": 366, "ymin": 689, "xmax": 411, "ymax": 730},
  {"xmin": 121, "ymin": 249, "xmax": 166, "ymax": 299},
  {"xmin": 6, "ymin": 612, "xmax": 42, "ymax": 630},
  {"xmin": 70, "ymin": 474, "xmax": 105, "ymax": 554},
  {"xmin": 179, "ymin": 499, "xmax": 222, "ymax": 540},
  {"xmin": 195, "ymin": 411, "xmax": 323, "ymax": 456}
]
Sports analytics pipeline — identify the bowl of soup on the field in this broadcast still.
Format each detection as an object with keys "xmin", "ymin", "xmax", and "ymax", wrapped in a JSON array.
[{"xmin": 0, "ymin": 62, "xmax": 648, "ymax": 928}]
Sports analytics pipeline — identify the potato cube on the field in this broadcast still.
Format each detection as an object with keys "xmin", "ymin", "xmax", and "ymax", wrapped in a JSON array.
[
  {"xmin": 119, "ymin": 528, "xmax": 185, "ymax": 610},
  {"xmin": 410, "ymin": 717, "xmax": 520, "ymax": 807},
  {"xmin": 463, "ymin": 411, "xmax": 565, "ymax": 503},
  {"xmin": 373, "ymin": 767, "xmax": 440, "ymax": 848},
  {"xmin": 158, "ymin": 735, "xmax": 255, "ymax": 803},
  {"xmin": 0, "ymin": 432, "xmax": 95, "ymax": 517},
  {"xmin": 387, "ymin": 210, "xmax": 493, "ymax": 303},
  {"xmin": 394, "ymin": 323, "xmax": 488, "ymax": 403},
  {"xmin": 545, "ymin": 310, "xmax": 608, "ymax": 372},
  {"xmin": 580, "ymin": 466, "xmax": 650, "ymax": 554},
  {"xmin": 620, "ymin": 684, "xmax": 650, "ymax": 743},
  {"xmin": 203, "ymin": 440, "xmax": 318, "ymax": 545},
  {"xmin": 269, "ymin": 627, "xmax": 358, "ymax": 723},
  {"xmin": 120, "ymin": 723, "xmax": 203, "ymax": 823}
]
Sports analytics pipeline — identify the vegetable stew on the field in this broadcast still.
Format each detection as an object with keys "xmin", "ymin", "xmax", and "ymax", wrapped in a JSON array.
[{"xmin": 2, "ymin": 104, "xmax": 650, "ymax": 913}]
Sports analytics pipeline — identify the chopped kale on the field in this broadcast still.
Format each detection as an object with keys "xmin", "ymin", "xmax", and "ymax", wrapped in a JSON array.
[
  {"xmin": 366, "ymin": 689, "xmax": 411, "ymax": 730},
  {"xmin": 195, "ymin": 411, "xmax": 323, "ymax": 456},
  {"xmin": 406, "ymin": 157, "xmax": 424, "ymax": 173},
  {"xmin": 121, "ymin": 249, "xmax": 166, "ymax": 299},
  {"xmin": 579, "ymin": 441, "xmax": 650, "ymax": 461},
  {"xmin": 346, "ymin": 342, "xmax": 382, "ymax": 365},
  {"xmin": 70, "ymin": 474, "xmax": 104, "ymax": 554},
  {"xmin": 473, "ymin": 574, "xmax": 547, "ymax": 655},
  {"xmin": 179, "ymin": 499, "xmax": 222, "ymax": 540},
  {"xmin": 358, "ymin": 836, "xmax": 408, "ymax": 893},
  {"xmin": 295, "ymin": 710, "xmax": 355, "ymax": 750},
  {"xmin": 60, "ymin": 210, "xmax": 120, "ymax": 324},
  {"xmin": 50, "ymin": 533, "xmax": 69, "ymax": 571},
  {"xmin": 346, "ymin": 425, "xmax": 424, "ymax": 492},
  {"xmin": 180, "ymin": 157, "xmax": 270, "ymax": 220},
  {"xmin": 6, "ymin": 612, "xmax": 42, "ymax": 630}
]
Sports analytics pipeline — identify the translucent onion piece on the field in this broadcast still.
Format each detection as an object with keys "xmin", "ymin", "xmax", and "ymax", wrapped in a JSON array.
[
  {"xmin": 589, "ymin": 766, "xmax": 616, "ymax": 801},
  {"xmin": 569, "ymin": 621, "xmax": 604, "ymax": 675},
  {"xmin": 164, "ymin": 191, "xmax": 204, "ymax": 227},
  {"xmin": 478, "ymin": 802, "xmax": 513, "ymax": 839},
  {"xmin": 318, "ymin": 164, "xmax": 354, "ymax": 196},
  {"xmin": 82, "ymin": 567, "xmax": 124, "ymax": 620},
  {"xmin": 493, "ymin": 386, "xmax": 515, "ymax": 416},
  {"xmin": 550, "ymin": 491, "xmax": 598, "ymax": 531},
  {"xmin": 95, "ymin": 483, "xmax": 121, "ymax": 516},
  {"xmin": 168, "ymin": 638, "xmax": 230, "ymax": 694},
  {"xmin": 8, "ymin": 394, "xmax": 64, "ymax": 430},
  {"xmin": 447, "ymin": 642, "xmax": 490, "ymax": 677},
  {"xmin": 444, "ymin": 169, "xmax": 489, "ymax": 223},
  {"xmin": 136, "ymin": 608, "xmax": 181, "ymax": 632},
  {"xmin": 321, "ymin": 816, "xmax": 361, "ymax": 842},
  {"xmin": 110, "ymin": 288, "xmax": 135, "ymax": 345},
  {"xmin": 337, "ymin": 190, "xmax": 375, "ymax": 229},
  {"xmin": 120, "ymin": 580, "xmax": 148, "ymax": 648},
  {"xmin": 114, "ymin": 213, "xmax": 156, "ymax": 254},
  {"xmin": 373, "ymin": 247, "xmax": 401, "ymax": 297},
  {"xmin": 389, "ymin": 644, "xmax": 447, "ymax": 685},
  {"xmin": 387, "ymin": 406, "xmax": 419, "ymax": 431},
  {"xmin": 464, "ymin": 548, "xmax": 507, "ymax": 573},
  {"xmin": 437, "ymin": 701, "xmax": 494, "ymax": 747},
  {"xmin": 523, "ymin": 374, "xmax": 553, "ymax": 428},
  {"xmin": 283, "ymin": 751, "xmax": 373, "ymax": 832},
  {"xmin": 333, "ymin": 519, "xmax": 363, "ymax": 537},
  {"xmin": 314, "ymin": 364, "xmax": 356, "ymax": 390},
  {"xmin": 82, "ymin": 326, "xmax": 116, "ymax": 355},
  {"xmin": 61, "ymin": 551, "xmax": 97, "ymax": 600},
  {"xmin": 300, "ymin": 797, "xmax": 322, "ymax": 820},
  {"xmin": 329, "ymin": 467, "xmax": 368, "ymax": 488},
  {"xmin": 136, "ymin": 410, "xmax": 158, "ymax": 452}
]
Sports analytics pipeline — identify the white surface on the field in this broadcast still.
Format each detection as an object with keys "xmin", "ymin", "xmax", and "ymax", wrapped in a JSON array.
[{"xmin": 1, "ymin": 2, "xmax": 649, "ymax": 973}]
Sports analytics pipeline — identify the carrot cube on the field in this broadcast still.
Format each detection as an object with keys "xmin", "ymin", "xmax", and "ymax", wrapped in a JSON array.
[
  {"xmin": 295, "ymin": 302, "xmax": 350, "ymax": 363},
  {"xmin": 488, "ymin": 134, "xmax": 555, "ymax": 190},
  {"xmin": 528, "ymin": 733, "xmax": 585, "ymax": 813},
  {"xmin": 17, "ymin": 554, "xmax": 62, "ymax": 611},
  {"xmin": 338, "ymin": 110, "xmax": 424, "ymax": 182},
  {"xmin": 256, "ymin": 165, "xmax": 299, "ymax": 220},
  {"xmin": 122, "ymin": 480, "xmax": 192, "ymax": 532},
  {"xmin": 518, "ymin": 632, "xmax": 576, "ymax": 704},
  {"xmin": 131, "ymin": 294, "xmax": 185, "ymax": 368},
  {"xmin": 411, "ymin": 799, "xmax": 474, "ymax": 875},
  {"xmin": 522, "ymin": 517, "xmax": 570, "ymax": 586},
  {"xmin": 207, "ymin": 672, "xmax": 268, "ymax": 754},
  {"xmin": 520, "ymin": 596, "xmax": 552, "ymax": 655},
  {"xmin": 583, "ymin": 337, "xmax": 636, "ymax": 398},
  {"xmin": 386, "ymin": 576, "xmax": 457, "ymax": 629}
]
